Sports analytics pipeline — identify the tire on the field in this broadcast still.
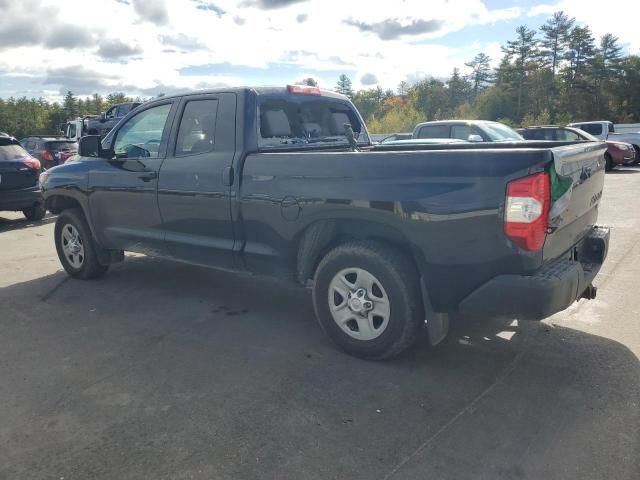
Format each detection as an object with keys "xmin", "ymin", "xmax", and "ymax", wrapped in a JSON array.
[
  {"xmin": 604, "ymin": 153, "xmax": 614, "ymax": 172},
  {"xmin": 23, "ymin": 203, "xmax": 46, "ymax": 221},
  {"xmin": 633, "ymin": 146, "xmax": 640, "ymax": 165},
  {"xmin": 312, "ymin": 241, "xmax": 424, "ymax": 360},
  {"xmin": 54, "ymin": 208, "xmax": 109, "ymax": 279}
]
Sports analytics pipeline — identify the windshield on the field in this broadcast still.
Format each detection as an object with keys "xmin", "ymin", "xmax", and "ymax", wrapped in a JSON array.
[
  {"xmin": 482, "ymin": 122, "xmax": 524, "ymax": 141},
  {"xmin": 257, "ymin": 96, "xmax": 368, "ymax": 148}
]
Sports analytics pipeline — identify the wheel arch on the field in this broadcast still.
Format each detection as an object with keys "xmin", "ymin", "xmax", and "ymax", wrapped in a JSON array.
[{"xmin": 295, "ymin": 218, "xmax": 424, "ymax": 286}]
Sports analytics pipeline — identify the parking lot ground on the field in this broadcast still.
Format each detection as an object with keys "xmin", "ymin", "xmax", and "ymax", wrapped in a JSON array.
[{"xmin": 1, "ymin": 169, "xmax": 639, "ymax": 480}]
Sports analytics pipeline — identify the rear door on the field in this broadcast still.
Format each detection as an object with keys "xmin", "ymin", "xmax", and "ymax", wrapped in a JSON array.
[
  {"xmin": 157, "ymin": 93, "xmax": 237, "ymax": 268},
  {"xmin": 88, "ymin": 100, "xmax": 177, "ymax": 255}
]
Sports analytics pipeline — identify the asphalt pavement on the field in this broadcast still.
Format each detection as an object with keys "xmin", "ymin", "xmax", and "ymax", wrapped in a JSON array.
[{"xmin": 1, "ymin": 168, "xmax": 639, "ymax": 480}]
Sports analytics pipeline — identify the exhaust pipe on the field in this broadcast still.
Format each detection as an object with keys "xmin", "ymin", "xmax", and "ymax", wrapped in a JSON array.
[{"xmin": 581, "ymin": 284, "xmax": 598, "ymax": 300}]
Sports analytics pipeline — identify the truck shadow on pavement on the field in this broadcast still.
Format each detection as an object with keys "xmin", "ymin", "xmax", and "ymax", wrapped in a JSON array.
[
  {"xmin": 1, "ymin": 256, "xmax": 639, "ymax": 480},
  {"xmin": 0, "ymin": 213, "xmax": 56, "ymax": 233}
]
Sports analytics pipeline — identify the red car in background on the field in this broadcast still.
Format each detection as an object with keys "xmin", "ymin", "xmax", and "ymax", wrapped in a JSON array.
[{"xmin": 517, "ymin": 126, "xmax": 637, "ymax": 171}]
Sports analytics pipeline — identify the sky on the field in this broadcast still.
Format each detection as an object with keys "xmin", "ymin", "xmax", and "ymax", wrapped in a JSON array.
[{"xmin": 0, "ymin": 0, "xmax": 639, "ymax": 103}]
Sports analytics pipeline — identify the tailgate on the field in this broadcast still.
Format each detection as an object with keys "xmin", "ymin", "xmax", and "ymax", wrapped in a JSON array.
[{"xmin": 543, "ymin": 142, "xmax": 607, "ymax": 262}]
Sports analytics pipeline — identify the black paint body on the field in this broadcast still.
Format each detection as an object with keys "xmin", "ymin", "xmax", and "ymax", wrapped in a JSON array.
[{"xmin": 41, "ymin": 88, "xmax": 608, "ymax": 313}]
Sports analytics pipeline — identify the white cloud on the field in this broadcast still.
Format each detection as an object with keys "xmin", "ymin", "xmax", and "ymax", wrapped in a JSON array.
[{"xmin": 2, "ymin": 0, "xmax": 634, "ymax": 101}]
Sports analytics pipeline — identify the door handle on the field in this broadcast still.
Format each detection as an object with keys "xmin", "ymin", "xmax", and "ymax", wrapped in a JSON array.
[
  {"xmin": 222, "ymin": 166, "xmax": 234, "ymax": 186},
  {"xmin": 138, "ymin": 171, "xmax": 158, "ymax": 182}
]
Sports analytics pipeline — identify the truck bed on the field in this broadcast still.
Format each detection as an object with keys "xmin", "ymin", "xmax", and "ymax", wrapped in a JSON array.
[{"xmin": 240, "ymin": 140, "xmax": 607, "ymax": 311}]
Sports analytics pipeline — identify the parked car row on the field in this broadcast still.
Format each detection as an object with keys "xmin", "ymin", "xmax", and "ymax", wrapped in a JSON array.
[
  {"xmin": 19, "ymin": 136, "xmax": 78, "ymax": 169},
  {"xmin": 517, "ymin": 126, "xmax": 637, "ymax": 170}
]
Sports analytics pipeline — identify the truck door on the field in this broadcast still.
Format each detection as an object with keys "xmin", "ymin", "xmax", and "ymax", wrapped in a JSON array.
[
  {"xmin": 157, "ymin": 93, "xmax": 237, "ymax": 268},
  {"xmin": 87, "ymin": 100, "xmax": 176, "ymax": 255}
]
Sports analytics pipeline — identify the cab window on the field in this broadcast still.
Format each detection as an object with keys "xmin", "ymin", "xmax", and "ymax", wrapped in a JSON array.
[
  {"xmin": 113, "ymin": 104, "xmax": 172, "ymax": 159},
  {"xmin": 417, "ymin": 125, "xmax": 450, "ymax": 139},
  {"xmin": 175, "ymin": 99, "xmax": 218, "ymax": 156}
]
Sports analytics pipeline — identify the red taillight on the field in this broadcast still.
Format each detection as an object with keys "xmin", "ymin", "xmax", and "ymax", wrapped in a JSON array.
[
  {"xmin": 22, "ymin": 157, "xmax": 41, "ymax": 170},
  {"xmin": 504, "ymin": 172, "xmax": 550, "ymax": 251},
  {"xmin": 41, "ymin": 150, "xmax": 53, "ymax": 161},
  {"xmin": 287, "ymin": 84, "xmax": 321, "ymax": 95}
]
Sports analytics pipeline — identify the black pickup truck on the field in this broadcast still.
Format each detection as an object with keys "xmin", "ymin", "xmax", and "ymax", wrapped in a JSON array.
[{"xmin": 40, "ymin": 85, "xmax": 609, "ymax": 359}]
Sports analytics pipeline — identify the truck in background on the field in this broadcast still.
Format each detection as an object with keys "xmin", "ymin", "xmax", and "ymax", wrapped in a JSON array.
[{"xmin": 62, "ymin": 102, "xmax": 142, "ymax": 142}]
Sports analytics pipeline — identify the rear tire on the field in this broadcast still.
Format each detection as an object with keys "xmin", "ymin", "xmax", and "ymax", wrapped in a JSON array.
[
  {"xmin": 23, "ymin": 203, "xmax": 46, "ymax": 221},
  {"xmin": 55, "ymin": 208, "xmax": 108, "ymax": 279},
  {"xmin": 312, "ymin": 241, "xmax": 424, "ymax": 360}
]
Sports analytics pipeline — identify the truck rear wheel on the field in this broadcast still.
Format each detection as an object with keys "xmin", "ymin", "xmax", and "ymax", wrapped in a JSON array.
[
  {"xmin": 54, "ymin": 208, "xmax": 109, "ymax": 280},
  {"xmin": 312, "ymin": 241, "xmax": 424, "ymax": 359}
]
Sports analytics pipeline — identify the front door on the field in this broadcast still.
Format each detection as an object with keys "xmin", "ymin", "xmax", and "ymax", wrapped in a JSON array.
[
  {"xmin": 88, "ymin": 100, "xmax": 176, "ymax": 256},
  {"xmin": 158, "ymin": 93, "xmax": 237, "ymax": 268}
]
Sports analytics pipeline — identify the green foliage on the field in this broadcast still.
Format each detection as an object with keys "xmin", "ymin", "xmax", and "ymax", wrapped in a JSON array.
[
  {"xmin": 335, "ymin": 74, "xmax": 354, "ymax": 98},
  {"xmin": 0, "ymin": 91, "xmax": 140, "ymax": 138}
]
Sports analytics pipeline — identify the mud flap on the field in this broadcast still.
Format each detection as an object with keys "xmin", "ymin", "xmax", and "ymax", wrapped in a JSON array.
[{"xmin": 421, "ymin": 278, "xmax": 449, "ymax": 346}]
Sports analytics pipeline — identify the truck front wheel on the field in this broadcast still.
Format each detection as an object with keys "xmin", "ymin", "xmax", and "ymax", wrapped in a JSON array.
[
  {"xmin": 54, "ymin": 208, "xmax": 109, "ymax": 279},
  {"xmin": 312, "ymin": 241, "xmax": 424, "ymax": 359}
]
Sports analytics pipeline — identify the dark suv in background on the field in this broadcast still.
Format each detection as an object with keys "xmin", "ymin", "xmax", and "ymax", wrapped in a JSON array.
[
  {"xmin": 20, "ymin": 136, "xmax": 78, "ymax": 169},
  {"xmin": 0, "ymin": 134, "xmax": 46, "ymax": 220}
]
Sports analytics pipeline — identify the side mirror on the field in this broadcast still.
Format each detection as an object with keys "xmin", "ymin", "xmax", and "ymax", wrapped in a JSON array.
[
  {"xmin": 59, "ymin": 123, "xmax": 66, "ymax": 132},
  {"xmin": 78, "ymin": 135, "xmax": 106, "ymax": 158},
  {"xmin": 468, "ymin": 134, "xmax": 484, "ymax": 142},
  {"xmin": 100, "ymin": 112, "xmax": 107, "ymax": 122}
]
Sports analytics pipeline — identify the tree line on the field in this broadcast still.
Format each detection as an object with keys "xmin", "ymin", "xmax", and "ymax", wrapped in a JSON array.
[
  {"xmin": 334, "ymin": 11, "xmax": 640, "ymax": 133},
  {"xmin": 0, "ymin": 92, "xmax": 139, "ymax": 139},
  {"xmin": 1, "ymin": 11, "xmax": 638, "ymax": 138}
]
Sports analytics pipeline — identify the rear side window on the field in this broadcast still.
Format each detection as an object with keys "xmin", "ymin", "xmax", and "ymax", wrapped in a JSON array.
[
  {"xmin": 450, "ymin": 125, "xmax": 474, "ymax": 140},
  {"xmin": 417, "ymin": 125, "xmax": 450, "ymax": 139},
  {"xmin": 0, "ymin": 144, "xmax": 29, "ymax": 161},
  {"xmin": 577, "ymin": 123, "xmax": 603, "ymax": 135},
  {"xmin": 113, "ymin": 103, "xmax": 172, "ymax": 159},
  {"xmin": 175, "ymin": 99, "xmax": 218, "ymax": 155},
  {"xmin": 558, "ymin": 129, "xmax": 582, "ymax": 141}
]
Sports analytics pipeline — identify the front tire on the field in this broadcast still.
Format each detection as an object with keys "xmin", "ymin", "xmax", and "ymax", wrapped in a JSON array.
[
  {"xmin": 23, "ymin": 203, "xmax": 46, "ymax": 221},
  {"xmin": 55, "ymin": 208, "xmax": 109, "ymax": 279},
  {"xmin": 604, "ymin": 153, "xmax": 614, "ymax": 172},
  {"xmin": 312, "ymin": 241, "xmax": 424, "ymax": 359}
]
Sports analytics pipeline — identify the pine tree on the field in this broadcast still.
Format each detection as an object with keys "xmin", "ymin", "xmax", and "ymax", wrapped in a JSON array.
[
  {"xmin": 63, "ymin": 91, "xmax": 77, "ymax": 120},
  {"xmin": 301, "ymin": 77, "xmax": 318, "ymax": 87},
  {"xmin": 540, "ymin": 11, "xmax": 575, "ymax": 76},
  {"xmin": 397, "ymin": 81, "xmax": 410, "ymax": 96},
  {"xmin": 335, "ymin": 74, "xmax": 354, "ymax": 98},
  {"xmin": 465, "ymin": 53, "xmax": 493, "ymax": 97},
  {"xmin": 447, "ymin": 68, "xmax": 471, "ymax": 113},
  {"xmin": 502, "ymin": 26, "xmax": 541, "ymax": 120}
]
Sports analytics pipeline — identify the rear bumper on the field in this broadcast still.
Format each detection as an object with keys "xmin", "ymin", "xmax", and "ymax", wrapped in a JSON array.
[
  {"xmin": 0, "ymin": 185, "xmax": 43, "ymax": 211},
  {"xmin": 458, "ymin": 226, "xmax": 610, "ymax": 320}
]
